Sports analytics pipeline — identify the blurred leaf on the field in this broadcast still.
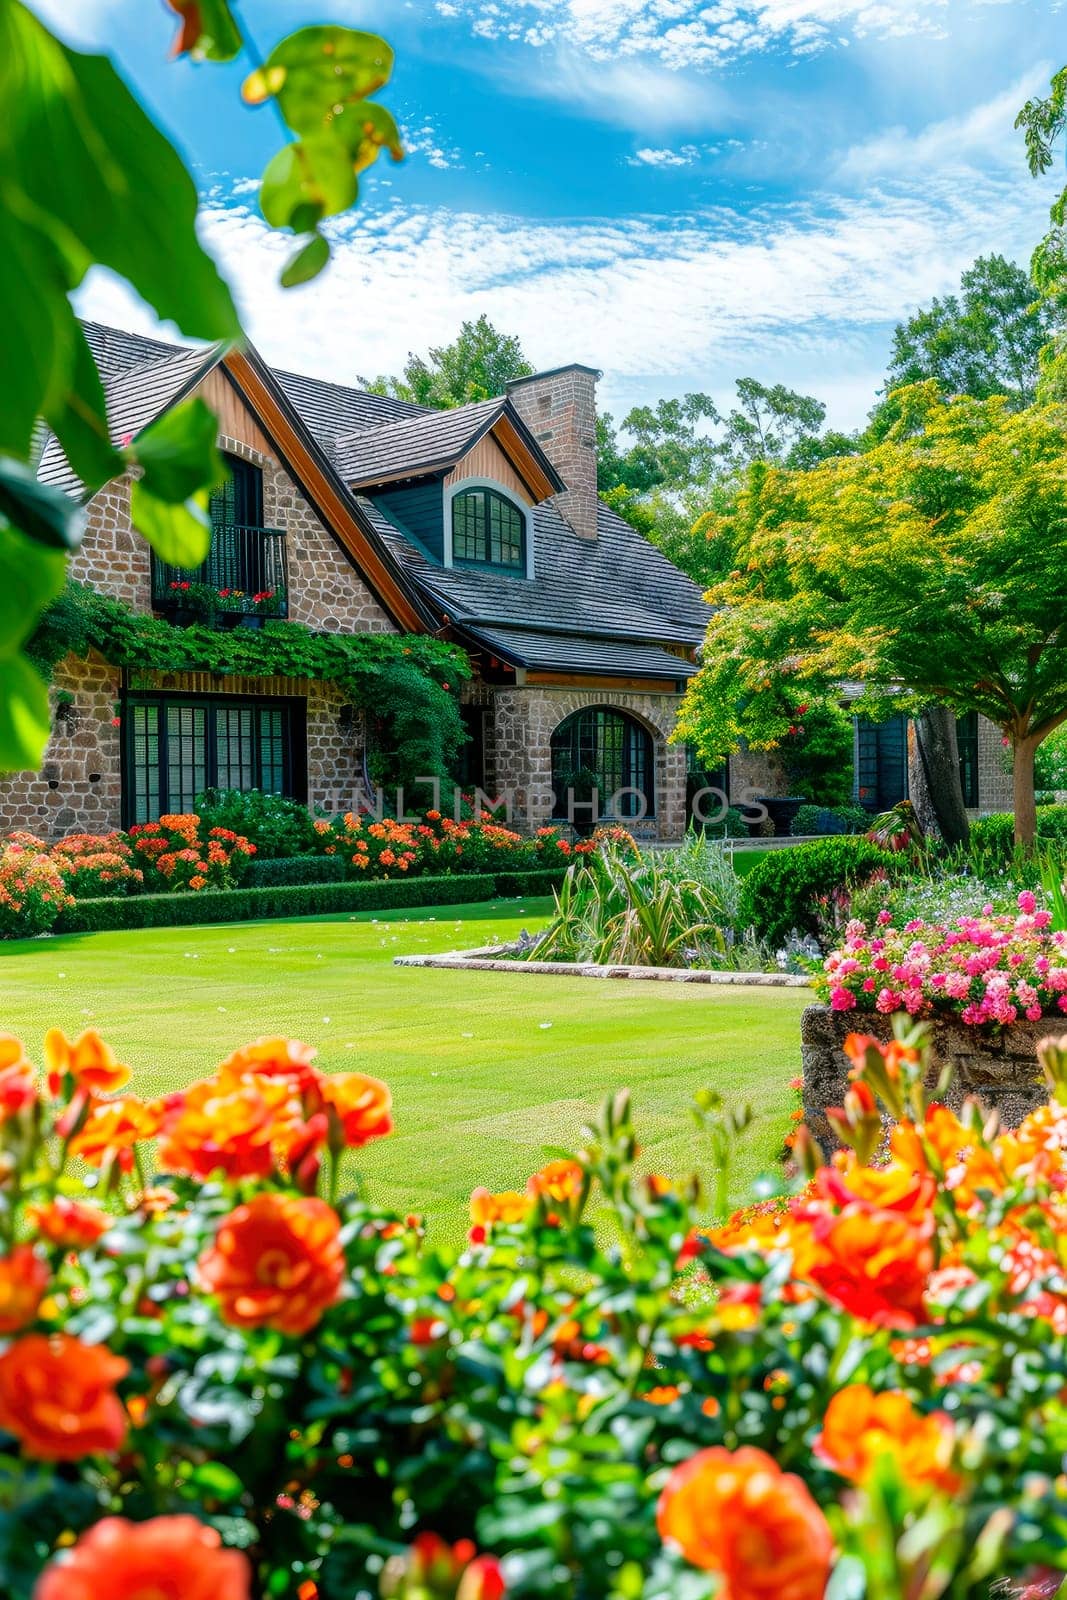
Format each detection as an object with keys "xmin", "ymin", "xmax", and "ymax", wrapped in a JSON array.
[
  {"xmin": 0, "ymin": 1, "xmax": 240, "ymax": 350},
  {"xmin": 260, "ymin": 139, "xmax": 356, "ymax": 232},
  {"xmin": 281, "ymin": 231, "xmax": 331, "ymax": 287},
  {"xmin": 133, "ymin": 397, "xmax": 227, "ymax": 506},
  {"xmin": 165, "ymin": 0, "xmax": 243, "ymax": 61},
  {"xmin": 0, "ymin": 215, "xmax": 69, "ymax": 458},
  {"xmin": 129, "ymin": 482, "xmax": 211, "ymax": 568},
  {"xmin": 41, "ymin": 309, "xmax": 123, "ymax": 491},
  {"xmin": 0, "ymin": 651, "xmax": 55, "ymax": 771},
  {"xmin": 0, "ymin": 458, "xmax": 85, "ymax": 551},
  {"xmin": 242, "ymin": 27, "xmax": 394, "ymax": 126}
]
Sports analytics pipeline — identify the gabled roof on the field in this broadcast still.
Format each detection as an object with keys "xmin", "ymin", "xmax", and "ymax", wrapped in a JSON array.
[
  {"xmin": 332, "ymin": 396, "xmax": 565, "ymax": 501},
  {"xmin": 38, "ymin": 342, "xmax": 224, "ymax": 497},
  {"xmin": 359, "ymin": 495, "xmax": 709, "ymax": 648},
  {"xmin": 273, "ymin": 369, "xmax": 424, "ymax": 449}
]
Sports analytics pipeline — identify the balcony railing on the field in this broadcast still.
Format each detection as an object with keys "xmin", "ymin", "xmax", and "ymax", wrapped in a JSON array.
[{"xmin": 152, "ymin": 523, "xmax": 289, "ymax": 620}]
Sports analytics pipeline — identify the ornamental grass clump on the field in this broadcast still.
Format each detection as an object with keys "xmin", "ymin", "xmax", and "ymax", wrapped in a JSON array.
[
  {"xmin": 6, "ymin": 1019, "xmax": 1067, "ymax": 1595},
  {"xmin": 816, "ymin": 890, "xmax": 1067, "ymax": 1024}
]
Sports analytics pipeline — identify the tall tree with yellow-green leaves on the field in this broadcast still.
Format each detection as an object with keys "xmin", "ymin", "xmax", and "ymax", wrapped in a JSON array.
[{"xmin": 674, "ymin": 383, "xmax": 1067, "ymax": 848}]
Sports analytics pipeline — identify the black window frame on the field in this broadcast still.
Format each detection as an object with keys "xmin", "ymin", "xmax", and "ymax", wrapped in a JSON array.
[
  {"xmin": 550, "ymin": 707, "xmax": 655, "ymax": 821},
  {"xmin": 121, "ymin": 691, "xmax": 307, "ymax": 827},
  {"xmin": 957, "ymin": 711, "xmax": 980, "ymax": 808},
  {"xmin": 451, "ymin": 486, "xmax": 526, "ymax": 573}
]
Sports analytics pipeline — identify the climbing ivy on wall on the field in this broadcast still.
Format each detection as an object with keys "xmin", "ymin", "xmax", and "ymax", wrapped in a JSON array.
[{"xmin": 29, "ymin": 583, "xmax": 470, "ymax": 788}]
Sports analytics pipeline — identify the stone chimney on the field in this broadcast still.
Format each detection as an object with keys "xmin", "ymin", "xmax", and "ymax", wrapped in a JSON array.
[{"xmin": 506, "ymin": 364, "xmax": 601, "ymax": 541}]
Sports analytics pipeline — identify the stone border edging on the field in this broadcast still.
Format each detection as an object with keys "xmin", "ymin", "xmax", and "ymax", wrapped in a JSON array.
[{"xmin": 394, "ymin": 947, "xmax": 811, "ymax": 986}]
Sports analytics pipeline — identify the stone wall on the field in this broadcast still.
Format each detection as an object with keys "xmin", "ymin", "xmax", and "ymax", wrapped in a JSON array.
[
  {"xmin": 306, "ymin": 681, "xmax": 367, "ymax": 814},
  {"xmin": 975, "ymin": 715, "xmax": 1012, "ymax": 812},
  {"xmin": 0, "ymin": 656, "xmax": 123, "ymax": 837},
  {"xmin": 485, "ymin": 684, "xmax": 688, "ymax": 839},
  {"xmin": 801, "ymin": 1003, "xmax": 1048, "ymax": 1148}
]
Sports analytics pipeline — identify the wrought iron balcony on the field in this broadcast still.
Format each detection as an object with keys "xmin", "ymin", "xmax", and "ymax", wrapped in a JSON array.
[{"xmin": 152, "ymin": 523, "xmax": 289, "ymax": 622}]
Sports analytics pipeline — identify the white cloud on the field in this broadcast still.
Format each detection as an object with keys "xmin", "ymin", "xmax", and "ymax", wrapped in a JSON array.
[
  {"xmin": 75, "ymin": 159, "xmax": 1050, "ymax": 431},
  {"xmin": 402, "ymin": 120, "xmax": 463, "ymax": 170},
  {"xmin": 839, "ymin": 66, "xmax": 1052, "ymax": 178},
  {"xmin": 628, "ymin": 145, "xmax": 700, "ymax": 167},
  {"xmin": 434, "ymin": 0, "xmax": 990, "ymax": 69}
]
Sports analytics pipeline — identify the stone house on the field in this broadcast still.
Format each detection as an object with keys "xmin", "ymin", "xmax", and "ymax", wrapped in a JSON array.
[
  {"xmin": 4, "ymin": 322, "xmax": 1012, "ymax": 842},
  {"xmin": 6, "ymin": 324, "xmax": 721, "ymax": 841}
]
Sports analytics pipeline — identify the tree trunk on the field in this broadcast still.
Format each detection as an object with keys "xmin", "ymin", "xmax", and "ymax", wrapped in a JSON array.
[
  {"xmin": 1014, "ymin": 734, "xmax": 1039, "ymax": 849},
  {"xmin": 911, "ymin": 706, "xmax": 970, "ymax": 847}
]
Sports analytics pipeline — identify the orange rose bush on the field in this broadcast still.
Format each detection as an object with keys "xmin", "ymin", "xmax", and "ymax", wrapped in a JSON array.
[{"xmin": 3, "ymin": 1020, "xmax": 1067, "ymax": 1598}]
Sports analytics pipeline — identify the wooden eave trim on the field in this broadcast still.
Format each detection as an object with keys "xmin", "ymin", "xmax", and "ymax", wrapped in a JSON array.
[
  {"xmin": 490, "ymin": 415, "xmax": 559, "ymax": 501},
  {"xmin": 524, "ymin": 672, "xmax": 687, "ymax": 692},
  {"xmin": 222, "ymin": 350, "xmax": 430, "ymax": 634}
]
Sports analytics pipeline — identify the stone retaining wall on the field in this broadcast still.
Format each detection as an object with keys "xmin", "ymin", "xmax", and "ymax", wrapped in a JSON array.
[{"xmin": 801, "ymin": 1003, "xmax": 1048, "ymax": 1148}]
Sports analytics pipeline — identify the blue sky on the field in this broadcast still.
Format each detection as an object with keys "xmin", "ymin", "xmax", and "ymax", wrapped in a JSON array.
[{"xmin": 32, "ymin": 0, "xmax": 1066, "ymax": 430}]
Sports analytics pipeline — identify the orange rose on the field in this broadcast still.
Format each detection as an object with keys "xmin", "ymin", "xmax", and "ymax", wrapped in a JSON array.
[
  {"xmin": 32, "ymin": 1515, "xmax": 251, "ymax": 1600},
  {"xmin": 28, "ymin": 1197, "xmax": 110, "ymax": 1249},
  {"xmin": 527, "ymin": 1159, "xmax": 584, "ymax": 1204},
  {"xmin": 814, "ymin": 1384, "xmax": 960, "ymax": 1494},
  {"xmin": 217, "ymin": 1036, "xmax": 321, "ymax": 1092},
  {"xmin": 802, "ymin": 1203, "xmax": 934, "ymax": 1329},
  {"xmin": 68, "ymin": 1095, "xmax": 161, "ymax": 1171},
  {"xmin": 657, "ymin": 1445, "xmax": 833, "ymax": 1599},
  {"xmin": 469, "ymin": 1188, "xmax": 531, "ymax": 1228},
  {"xmin": 0, "ymin": 1334, "xmax": 128, "ymax": 1459},
  {"xmin": 199, "ymin": 1193, "xmax": 344, "ymax": 1336},
  {"xmin": 322, "ymin": 1072, "xmax": 393, "ymax": 1148},
  {"xmin": 0, "ymin": 1035, "xmax": 36, "ymax": 1120},
  {"xmin": 816, "ymin": 1153, "xmax": 935, "ymax": 1225},
  {"xmin": 44, "ymin": 1028, "xmax": 130, "ymax": 1094},
  {"xmin": 0, "ymin": 1246, "xmax": 48, "ymax": 1333},
  {"xmin": 158, "ymin": 1075, "xmax": 297, "ymax": 1180}
]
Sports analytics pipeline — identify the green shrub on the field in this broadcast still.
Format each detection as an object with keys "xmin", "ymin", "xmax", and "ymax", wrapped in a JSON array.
[
  {"xmin": 246, "ymin": 854, "xmax": 347, "ymax": 887},
  {"xmin": 737, "ymin": 837, "xmax": 897, "ymax": 948},
  {"xmin": 196, "ymin": 787, "xmax": 320, "ymax": 859},
  {"xmin": 51, "ymin": 869, "xmax": 564, "ymax": 935},
  {"xmin": 969, "ymin": 805, "xmax": 1067, "ymax": 860},
  {"xmin": 790, "ymin": 803, "xmax": 870, "ymax": 837}
]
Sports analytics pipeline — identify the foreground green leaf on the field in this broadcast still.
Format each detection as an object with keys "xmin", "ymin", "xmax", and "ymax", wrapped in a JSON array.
[
  {"xmin": 0, "ymin": 458, "xmax": 85, "ymax": 552},
  {"xmin": 165, "ymin": 0, "xmax": 243, "ymax": 62}
]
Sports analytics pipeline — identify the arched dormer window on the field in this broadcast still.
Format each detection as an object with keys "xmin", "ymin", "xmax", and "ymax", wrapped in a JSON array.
[{"xmin": 451, "ymin": 485, "xmax": 526, "ymax": 572}]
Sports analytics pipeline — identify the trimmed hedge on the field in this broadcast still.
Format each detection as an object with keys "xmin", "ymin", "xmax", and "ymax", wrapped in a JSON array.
[
  {"xmin": 246, "ymin": 855, "xmax": 347, "ymax": 888},
  {"xmin": 737, "ymin": 837, "xmax": 897, "ymax": 949},
  {"xmin": 492, "ymin": 867, "xmax": 569, "ymax": 898},
  {"xmin": 969, "ymin": 805, "xmax": 1067, "ymax": 859},
  {"xmin": 790, "ymin": 803, "xmax": 870, "ymax": 837},
  {"xmin": 52, "ymin": 868, "xmax": 569, "ymax": 936}
]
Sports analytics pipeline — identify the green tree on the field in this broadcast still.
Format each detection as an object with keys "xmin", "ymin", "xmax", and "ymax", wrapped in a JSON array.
[
  {"xmin": 368, "ymin": 316, "xmax": 533, "ymax": 408},
  {"xmin": 878, "ymin": 254, "xmax": 1058, "ymax": 409},
  {"xmin": 716, "ymin": 378, "xmax": 830, "ymax": 473},
  {"xmin": 0, "ymin": 0, "xmax": 402, "ymax": 770},
  {"xmin": 674, "ymin": 383, "xmax": 1067, "ymax": 847},
  {"xmin": 597, "ymin": 394, "xmax": 720, "ymax": 494}
]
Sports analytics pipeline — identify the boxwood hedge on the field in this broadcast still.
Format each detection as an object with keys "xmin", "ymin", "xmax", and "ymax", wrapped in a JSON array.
[
  {"xmin": 737, "ymin": 837, "xmax": 898, "ymax": 949},
  {"xmin": 52, "ymin": 868, "xmax": 569, "ymax": 935}
]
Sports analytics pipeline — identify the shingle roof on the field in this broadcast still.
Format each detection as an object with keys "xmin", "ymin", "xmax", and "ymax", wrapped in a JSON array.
[
  {"xmin": 360, "ymin": 496, "xmax": 709, "ymax": 647},
  {"xmin": 38, "ymin": 344, "xmax": 222, "ymax": 497},
  {"xmin": 81, "ymin": 321, "xmax": 186, "ymax": 379},
  {"xmin": 333, "ymin": 398, "xmax": 505, "ymax": 485},
  {"xmin": 273, "ymin": 369, "xmax": 425, "ymax": 450},
  {"xmin": 461, "ymin": 624, "xmax": 697, "ymax": 680}
]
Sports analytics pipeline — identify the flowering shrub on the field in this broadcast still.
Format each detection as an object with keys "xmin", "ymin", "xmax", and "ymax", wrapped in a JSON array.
[
  {"xmin": 0, "ymin": 846, "xmax": 73, "ymax": 938},
  {"xmin": 48, "ymin": 833, "xmax": 143, "ymax": 898},
  {"xmin": 313, "ymin": 811, "xmax": 635, "ymax": 879},
  {"xmin": 4, "ymin": 1019, "xmax": 1067, "ymax": 1596},
  {"xmin": 128, "ymin": 813, "xmax": 256, "ymax": 891},
  {"xmin": 816, "ymin": 891, "xmax": 1067, "ymax": 1025}
]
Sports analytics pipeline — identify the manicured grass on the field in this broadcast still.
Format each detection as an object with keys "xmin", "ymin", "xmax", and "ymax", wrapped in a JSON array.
[{"xmin": 0, "ymin": 899, "xmax": 808, "ymax": 1240}]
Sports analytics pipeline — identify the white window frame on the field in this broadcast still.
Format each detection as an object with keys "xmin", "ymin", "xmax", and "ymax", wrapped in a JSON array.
[{"xmin": 443, "ymin": 477, "xmax": 535, "ymax": 579}]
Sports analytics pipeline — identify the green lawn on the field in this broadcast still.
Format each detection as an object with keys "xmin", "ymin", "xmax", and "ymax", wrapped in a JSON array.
[{"xmin": 0, "ymin": 899, "xmax": 808, "ymax": 1240}]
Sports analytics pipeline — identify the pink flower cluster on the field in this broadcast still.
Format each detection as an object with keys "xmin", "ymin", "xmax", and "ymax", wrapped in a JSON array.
[{"xmin": 816, "ymin": 892, "xmax": 1067, "ymax": 1027}]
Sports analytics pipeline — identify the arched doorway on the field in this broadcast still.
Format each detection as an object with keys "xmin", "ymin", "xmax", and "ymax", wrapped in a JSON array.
[{"xmin": 550, "ymin": 707, "xmax": 655, "ymax": 824}]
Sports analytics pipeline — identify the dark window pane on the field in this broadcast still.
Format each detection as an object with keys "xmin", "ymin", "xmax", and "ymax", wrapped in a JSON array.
[
  {"xmin": 124, "ymin": 695, "xmax": 296, "ymax": 824},
  {"xmin": 550, "ymin": 708, "xmax": 655, "ymax": 820},
  {"xmin": 452, "ymin": 488, "xmax": 524, "ymax": 570},
  {"xmin": 957, "ymin": 711, "xmax": 979, "ymax": 808}
]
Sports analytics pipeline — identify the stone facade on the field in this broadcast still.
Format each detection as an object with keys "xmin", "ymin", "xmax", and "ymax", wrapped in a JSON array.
[
  {"xmin": 974, "ymin": 714, "xmax": 1013, "ymax": 812},
  {"xmin": 507, "ymin": 367, "xmax": 600, "ymax": 542},
  {"xmin": 480, "ymin": 684, "xmax": 688, "ymax": 840},
  {"xmin": 801, "ymin": 1003, "xmax": 1048, "ymax": 1149},
  {"xmin": 0, "ymin": 656, "xmax": 123, "ymax": 838}
]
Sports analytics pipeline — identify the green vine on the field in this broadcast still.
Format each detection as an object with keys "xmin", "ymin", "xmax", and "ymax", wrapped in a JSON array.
[{"xmin": 29, "ymin": 583, "xmax": 470, "ymax": 787}]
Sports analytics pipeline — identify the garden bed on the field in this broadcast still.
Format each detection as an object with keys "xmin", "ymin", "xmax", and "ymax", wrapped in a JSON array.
[{"xmin": 395, "ymin": 945, "xmax": 810, "ymax": 985}]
